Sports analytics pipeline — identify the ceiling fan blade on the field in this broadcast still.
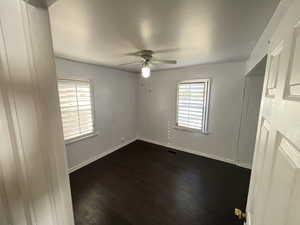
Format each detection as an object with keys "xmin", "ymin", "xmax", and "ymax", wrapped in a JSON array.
[
  {"xmin": 118, "ymin": 61, "xmax": 142, "ymax": 66},
  {"xmin": 151, "ymin": 58, "xmax": 177, "ymax": 64},
  {"xmin": 124, "ymin": 50, "xmax": 154, "ymax": 57},
  {"xmin": 124, "ymin": 52, "xmax": 142, "ymax": 56},
  {"xmin": 154, "ymin": 48, "xmax": 180, "ymax": 54}
]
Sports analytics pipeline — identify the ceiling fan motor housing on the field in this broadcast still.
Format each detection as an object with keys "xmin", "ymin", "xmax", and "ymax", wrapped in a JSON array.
[{"xmin": 140, "ymin": 50, "xmax": 154, "ymax": 62}]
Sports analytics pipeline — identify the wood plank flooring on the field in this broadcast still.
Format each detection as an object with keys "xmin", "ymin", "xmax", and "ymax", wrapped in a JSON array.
[{"xmin": 70, "ymin": 140, "xmax": 251, "ymax": 225}]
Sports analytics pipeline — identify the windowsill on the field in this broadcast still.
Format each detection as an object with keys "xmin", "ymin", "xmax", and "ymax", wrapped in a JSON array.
[
  {"xmin": 174, "ymin": 126, "xmax": 209, "ymax": 135},
  {"xmin": 65, "ymin": 131, "xmax": 99, "ymax": 145}
]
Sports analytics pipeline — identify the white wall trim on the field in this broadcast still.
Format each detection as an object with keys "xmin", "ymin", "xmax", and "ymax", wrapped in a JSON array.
[
  {"xmin": 138, "ymin": 138, "xmax": 252, "ymax": 169},
  {"xmin": 68, "ymin": 138, "xmax": 137, "ymax": 173},
  {"xmin": 237, "ymin": 162, "xmax": 252, "ymax": 170}
]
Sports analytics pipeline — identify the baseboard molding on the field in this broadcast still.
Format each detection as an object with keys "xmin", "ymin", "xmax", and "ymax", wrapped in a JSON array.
[
  {"xmin": 138, "ymin": 138, "xmax": 252, "ymax": 169},
  {"xmin": 68, "ymin": 137, "xmax": 251, "ymax": 173},
  {"xmin": 68, "ymin": 138, "xmax": 137, "ymax": 173},
  {"xmin": 236, "ymin": 162, "xmax": 252, "ymax": 170}
]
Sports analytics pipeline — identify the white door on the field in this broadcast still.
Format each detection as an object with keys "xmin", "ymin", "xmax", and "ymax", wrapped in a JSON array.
[
  {"xmin": 0, "ymin": 0, "xmax": 74, "ymax": 225},
  {"xmin": 246, "ymin": 1, "xmax": 300, "ymax": 225}
]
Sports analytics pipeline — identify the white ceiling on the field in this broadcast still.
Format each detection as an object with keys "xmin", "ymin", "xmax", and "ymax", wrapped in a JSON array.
[{"xmin": 49, "ymin": 0, "xmax": 280, "ymax": 72}]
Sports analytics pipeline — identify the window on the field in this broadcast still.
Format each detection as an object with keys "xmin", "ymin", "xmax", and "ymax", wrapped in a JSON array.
[
  {"xmin": 57, "ymin": 79, "xmax": 94, "ymax": 141},
  {"xmin": 176, "ymin": 79, "xmax": 210, "ymax": 133}
]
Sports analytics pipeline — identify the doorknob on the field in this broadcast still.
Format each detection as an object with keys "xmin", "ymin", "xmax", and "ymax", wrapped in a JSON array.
[{"xmin": 234, "ymin": 208, "xmax": 246, "ymax": 221}]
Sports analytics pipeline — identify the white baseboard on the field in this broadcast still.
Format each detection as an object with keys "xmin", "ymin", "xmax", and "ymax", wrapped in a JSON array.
[
  {"xmin": 138, "ymin": 137, "xmax": 252, "ymax": 169},
  {"xmin": 237, "ymin": 162, "xmax": 252, "ymax": 170},
  {"xmin": 68, "ymin": 138, "xmax": 137, "ymax": 173},
  {"xmin": 68, "ymin": 137, "xmax": 251, "ymax": 173}
]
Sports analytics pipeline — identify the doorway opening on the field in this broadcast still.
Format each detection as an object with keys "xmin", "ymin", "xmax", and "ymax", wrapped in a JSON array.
[{"xmin": 237, "ymin": 56, "xmax": 267, "ymax": 169}]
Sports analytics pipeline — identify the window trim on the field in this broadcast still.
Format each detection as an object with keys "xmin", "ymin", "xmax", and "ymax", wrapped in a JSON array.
[
  {"xmin": 57, "ymin": 77, "xmax": 97, "ymax": 144},
  {"xmin": 65, "ymin": 132, "xmax": 98, "ymax": 145},
  {"xmin": 175, "ymin": 78, "xmax": 211, "ymax": 134}
]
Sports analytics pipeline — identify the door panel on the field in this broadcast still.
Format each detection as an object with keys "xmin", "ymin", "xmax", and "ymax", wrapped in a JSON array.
[
  {"xmin": 0, "ymin": 0, "xmax": 74, "ymax": 224},
  {"xmin": 246, "ymin": 1, "xmax": 300, "ymax": 225},
  {"xmin": 0, "ymin": 18, "xmax": 29, "ymax": 225},
  {"xmin": 266, "ymin": 42, "xmax": 283, "ymax": 97},
  {"xmin": 286, "ymin": 22, "xmax": 300, "ymax": 98},
  {"xmin": 250, "ymin": 120, "xmax": 277, "ymax": 225},
  {"xmin": 250, "ymin": 119, "xmax": 270, "ymax": 217},
  {"xmin": 263, "ymin": 136, "xmax": 300, "ymax": 225}
]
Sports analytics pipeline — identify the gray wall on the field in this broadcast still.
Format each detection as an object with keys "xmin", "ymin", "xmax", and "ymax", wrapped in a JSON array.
[
  {"xmin": 56, "ymin": 58, "xmax": 262, "ymax": 170},
  {"xmin": 55, "ymin": 58, "xmax": 138, "ymax": 170},
  {"xmin": 137, "ymin": 61, "xmax": 247, "ymax": 166}
]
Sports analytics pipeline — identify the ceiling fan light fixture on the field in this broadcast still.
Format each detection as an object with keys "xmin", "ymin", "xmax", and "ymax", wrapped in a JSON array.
[
  {"xmin": 119, "ymin": 50, "xmax": 177, "ymax": 77},
  {"xmin": 141, "ymin": 63, "xmax": 151, "ymax": 78}
]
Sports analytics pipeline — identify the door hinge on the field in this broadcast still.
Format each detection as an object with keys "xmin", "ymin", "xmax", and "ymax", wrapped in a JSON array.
[{"xmin": 234, "ymin": 208, "xmax": 247, "ymax": 221}]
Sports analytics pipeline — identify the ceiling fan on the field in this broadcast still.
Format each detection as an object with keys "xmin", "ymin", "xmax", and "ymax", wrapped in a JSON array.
[{"xmin": 119, "ymin": 50, "xmax": 177, "ymax": 78}]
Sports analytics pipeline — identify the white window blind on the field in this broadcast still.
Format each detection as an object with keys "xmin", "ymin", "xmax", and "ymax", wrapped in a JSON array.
[
  {"xmin": 176, "ymin": 79, "xmax": 210, "ymax": 133},
  {"xmin": 57, "ymin": 79, "xmax": 94, "ymax": 141}
]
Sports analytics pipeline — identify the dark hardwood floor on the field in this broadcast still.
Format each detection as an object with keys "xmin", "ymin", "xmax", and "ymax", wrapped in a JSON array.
[{"xmin": 70, "ymin": 140, "xmax": 251, "ymax": 225}]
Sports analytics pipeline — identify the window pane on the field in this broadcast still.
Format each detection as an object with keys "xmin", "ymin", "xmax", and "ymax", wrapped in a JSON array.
[
  {"xmin": 58, "ymin": 79, "xmax": 94, "ymax": 140},
  {"xmin": 177, "ymin": 80, "xmax": 209, "ymax": 132}
]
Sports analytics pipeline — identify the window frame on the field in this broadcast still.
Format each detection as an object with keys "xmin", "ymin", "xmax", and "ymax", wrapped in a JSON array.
[
  {"xmin": 57, "ymin": 77, "xmax": 97, "ymax": 144},
  {"xmin": 175, "ymin": 78, "xmax": 211, "ymax": 134}
]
